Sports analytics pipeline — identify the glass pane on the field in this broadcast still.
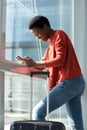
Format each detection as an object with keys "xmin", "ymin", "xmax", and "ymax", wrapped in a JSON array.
[
  {"xmin": 5, "ymin": 0, "xmax": 72, "ymax": 130},
  {"xmin": 5, "ymin": 72, "xmax": 48, "ymax": 128},
  {"xmin": 6, "ymin": 0, "xmax": 72, "ymax": 61}
]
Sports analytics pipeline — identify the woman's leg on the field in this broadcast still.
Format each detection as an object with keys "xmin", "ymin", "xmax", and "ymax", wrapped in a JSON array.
[
  {"xmin": 65, "ymin": 95, "xmax": 84, "ymax": 130},
  {"xmin": 32, "ymin": 80, "xmax": 74, "ymax": 120}
]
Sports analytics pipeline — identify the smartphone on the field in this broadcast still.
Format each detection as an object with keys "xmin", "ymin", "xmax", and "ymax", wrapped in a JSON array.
[{"xmin": 16, "ymin": 56, "xmax": 23, "ymax": 61}]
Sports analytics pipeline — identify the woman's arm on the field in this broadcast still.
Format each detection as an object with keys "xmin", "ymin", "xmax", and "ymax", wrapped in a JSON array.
[{"xmin": 16, "ymin": 56, "xmax": 46, "ymax": 69}]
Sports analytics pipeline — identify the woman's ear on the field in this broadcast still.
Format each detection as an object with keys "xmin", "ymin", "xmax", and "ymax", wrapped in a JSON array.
[{"xmin": 43, "ymin": 24, "xmax": 48, "ymax": 28}]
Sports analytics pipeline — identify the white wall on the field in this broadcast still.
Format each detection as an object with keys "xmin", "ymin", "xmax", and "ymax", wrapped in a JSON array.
[
  {"xmin": 0, "ymin": 0, "xmax": 6, "ymax": 129},
  {"xmin": 0, "ymin": 0, "xmax": 4, "ymax": 130},
  {"xmin": 72, "ymin": 0, "xmax": 87, "ymax": 130}
]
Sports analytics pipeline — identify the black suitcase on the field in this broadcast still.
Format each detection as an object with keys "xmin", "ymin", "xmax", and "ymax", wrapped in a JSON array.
[
  {"xmin": 10, "ymin": 120, "xmax": 66, "ymax": 130},
  {"xmin": 10, "ymin": 71, "xmax": 66, "ymax": 130}
]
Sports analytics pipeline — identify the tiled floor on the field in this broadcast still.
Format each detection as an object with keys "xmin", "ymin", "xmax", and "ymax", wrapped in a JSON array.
[
  {"xmin": 5, "ymin": 124, "xmax": 10, "ymax": 130},
  {"xmin": 5, "ymin": 112, "xmax": 29, "ymax": 130}
]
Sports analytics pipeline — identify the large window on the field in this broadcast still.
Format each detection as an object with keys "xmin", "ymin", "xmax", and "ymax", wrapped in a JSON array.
[{"xmin": 6, "ymin": 0, "xmax": 72, "ymax": 61}]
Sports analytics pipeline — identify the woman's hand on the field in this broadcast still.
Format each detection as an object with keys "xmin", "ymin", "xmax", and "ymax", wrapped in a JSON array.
[{"xmin": 16, "ymin": 56, "xmax": 36, "ymax": 67}]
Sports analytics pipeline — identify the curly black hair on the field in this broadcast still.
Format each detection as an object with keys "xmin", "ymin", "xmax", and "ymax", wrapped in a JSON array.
[{"xmin": 28, "ymin": 15, "xmax": 50, "ymax": 29}]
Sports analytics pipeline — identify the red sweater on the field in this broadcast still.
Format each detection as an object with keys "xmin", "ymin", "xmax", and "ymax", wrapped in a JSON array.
[{"xmin": 42, "ymin": 30, "xmax": 82, "ymax": 90}]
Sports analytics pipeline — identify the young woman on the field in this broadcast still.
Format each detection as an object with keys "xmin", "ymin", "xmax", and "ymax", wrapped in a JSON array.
[{"xmin": 16, "ymin": 15, "xmax": 85, "ymax": 130}]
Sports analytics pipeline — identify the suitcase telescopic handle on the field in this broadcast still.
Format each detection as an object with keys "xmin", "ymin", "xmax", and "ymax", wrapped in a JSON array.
[
  {"xmin": 29, "ymin": 70, "xmax": 50, "ymax": 120},
  {"xmin": 30, "ymin": 71, "xmax": 49, "ymax": 77}
]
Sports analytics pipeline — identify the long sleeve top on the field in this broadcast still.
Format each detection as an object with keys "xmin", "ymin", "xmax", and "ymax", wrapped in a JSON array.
[{"xmin": 42, "ymin": 30, "xmax": 82, "ymax": 90}]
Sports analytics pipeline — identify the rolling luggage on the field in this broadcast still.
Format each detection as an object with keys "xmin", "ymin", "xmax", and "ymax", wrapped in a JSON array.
[
  {"xmin": 10, "ymin": 120, "xmax": 65, "ymax": 130},
  {"xmin": 10, "ymin": 71, "xmax": 66, "ymax": 130}
]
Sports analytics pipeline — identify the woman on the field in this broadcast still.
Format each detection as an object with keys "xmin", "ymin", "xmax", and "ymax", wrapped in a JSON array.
[{"xmin": 16, "ymin": 15, "xmax": 85, "ymax": 130}]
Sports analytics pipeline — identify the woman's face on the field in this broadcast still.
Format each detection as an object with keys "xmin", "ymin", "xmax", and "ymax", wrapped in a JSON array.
[{"xmin": 30, "ymin": 24, "xmax": 50, "ymax": 42}]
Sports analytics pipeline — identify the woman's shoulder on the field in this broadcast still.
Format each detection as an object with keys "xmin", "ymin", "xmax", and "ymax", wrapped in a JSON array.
[{"xmin": 56, "ymin": 29, "xmax": 67, "ymax": 35}]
